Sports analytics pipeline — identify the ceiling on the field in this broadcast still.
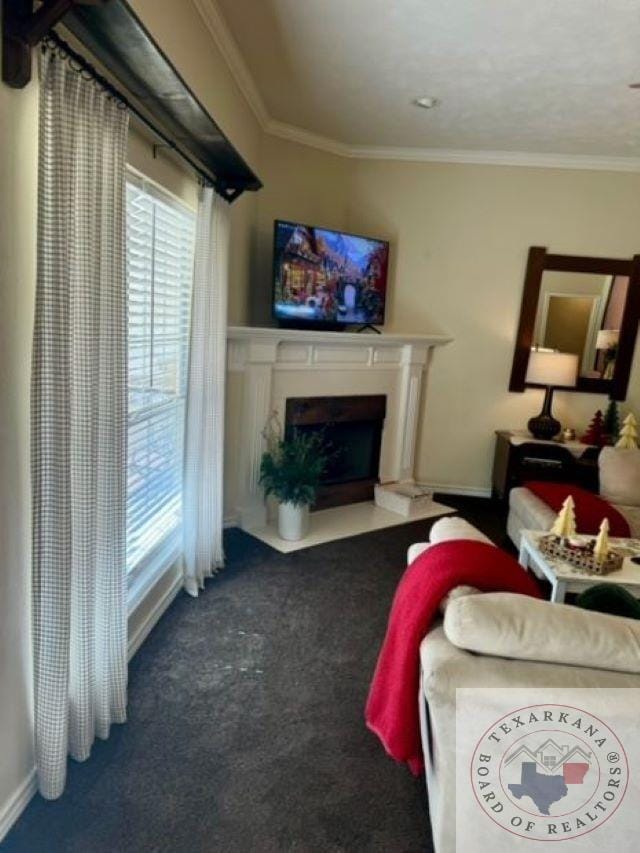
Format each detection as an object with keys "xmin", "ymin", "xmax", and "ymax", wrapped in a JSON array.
[{"xmin": 210, "ymin": 0, "xmax": 640, "ymax": 159}]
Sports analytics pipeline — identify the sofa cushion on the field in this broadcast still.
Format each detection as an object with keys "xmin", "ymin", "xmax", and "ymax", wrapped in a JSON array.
[
  {"xmin": 617, "ymin": 505, "xmax": 640, "ymax": 538},
  {"xmin": 599, "ymin": 446, "xmax": 640, "ymax": 508},
  {"xmin": 444, "ymin": 592, "xmax": 640, "ymax": 675}
]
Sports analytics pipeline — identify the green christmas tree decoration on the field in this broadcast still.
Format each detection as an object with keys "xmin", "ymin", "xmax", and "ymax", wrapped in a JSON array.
[
  {"xmin": 603, "ymin": 399, "xmax": 620, "ymax": 445},
  {"xmin": 581, "ymin": 410, "xmax": 605, "ymax": 446}
]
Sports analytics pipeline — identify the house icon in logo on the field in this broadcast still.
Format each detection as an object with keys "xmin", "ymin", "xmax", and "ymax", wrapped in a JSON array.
[
  {"xmin": 535, "ymin": 738, "xmax": 568, "ymax": 768},
  {"xmin": 505, "ymin": 738, "xmax": 592, "ymax": 775}
]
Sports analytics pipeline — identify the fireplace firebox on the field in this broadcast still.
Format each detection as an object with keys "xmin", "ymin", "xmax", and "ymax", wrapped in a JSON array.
[{"xmin": 285, "ymin": 395, "xmax": 386, "ymax": 510}]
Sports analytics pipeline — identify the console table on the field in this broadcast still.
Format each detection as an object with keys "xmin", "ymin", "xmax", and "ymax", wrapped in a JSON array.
[{"xmin": 492, "ymin": 430, "xmax": 599, "ymax": 500}]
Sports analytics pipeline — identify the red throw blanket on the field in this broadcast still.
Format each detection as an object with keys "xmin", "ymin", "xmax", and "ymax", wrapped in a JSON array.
[
  {"xmin": 526, "ymin": 481, "xmax": 631, "ymax": 537},
  {"xmin": 365, "ymin": 540, "xmax": 542, "ymax": 775}
]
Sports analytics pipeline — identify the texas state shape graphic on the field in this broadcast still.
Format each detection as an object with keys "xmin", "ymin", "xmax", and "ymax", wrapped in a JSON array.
[{"xmin": 508, "ymin": 762, "xmax": 574, "ymax": 816}]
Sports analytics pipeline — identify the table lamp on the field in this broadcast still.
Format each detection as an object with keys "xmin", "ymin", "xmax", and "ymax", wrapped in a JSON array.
[
  {"xmin": 596, "ymin": 329, "xmax": 619, "ymax": 379},
  {"xmin": 525, "ymin": 349, "xmax": 579, "ymax": 440}
]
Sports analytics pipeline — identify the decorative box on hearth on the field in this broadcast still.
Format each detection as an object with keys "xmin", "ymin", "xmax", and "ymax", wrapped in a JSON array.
[{"xmin": 374, "ymin": 482, "xmax": 433, "ymax": 517}]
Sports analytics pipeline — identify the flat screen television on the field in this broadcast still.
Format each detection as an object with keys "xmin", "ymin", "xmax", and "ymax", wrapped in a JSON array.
[{"xmin": 272, "ymin": 219, "xmax": 389, "ymax": 328}]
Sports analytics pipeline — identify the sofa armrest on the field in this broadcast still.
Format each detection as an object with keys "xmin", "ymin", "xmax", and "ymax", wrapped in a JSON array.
[
  {"xmin": 443, "ymin": 592, "xmax": 640, "ymax": 675},
  {"xmin": 408, "ymin": 517, "xmax": 490, "ymax": 611},
  {"xmin": 408, "ymin": 517, "xmax": 493, "ymax": 566},
  {"xmin": 419, "ymin": 623, "xmax": 640, "ymax": 853},
  {"xmin": 407, "ymin": 542, "xmax": 430, "ymax": 565},
  {"xmin": 406, "ymin": 538, "xmax": 480, "ymax": 614},
  {"xmin": 421, "ymin": 624, "xmax": 640, "ymax": 700},
  {"xmin": 509, "ymin": 486, "xmax": 556, "ymax": 523},
  {"xmin": 429, "ymin": 516, "xmax": 493, "ymax": 545}
]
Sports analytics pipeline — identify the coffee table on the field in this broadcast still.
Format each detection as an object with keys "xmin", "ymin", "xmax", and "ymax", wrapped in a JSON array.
[{"xmin": 518, "ymin": 529, "xmax": 640, "ymax": 603}]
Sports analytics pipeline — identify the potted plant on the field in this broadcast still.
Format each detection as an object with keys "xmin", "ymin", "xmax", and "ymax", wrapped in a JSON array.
[{"xmin": 259, "ymin": 425, "xmax": 329, "ymax": 541}]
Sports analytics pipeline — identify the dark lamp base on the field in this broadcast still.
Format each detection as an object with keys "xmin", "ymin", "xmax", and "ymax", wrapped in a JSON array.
[
  {"xmin": 527, "ymin": 413, "xmax": 561, "ymax": 440},
  {"xmin": 527, "ymin": 385, "xmax": 561, "ymax": 440}
]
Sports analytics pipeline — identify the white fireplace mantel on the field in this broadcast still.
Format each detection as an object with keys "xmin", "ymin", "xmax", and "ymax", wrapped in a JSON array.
[
  {"xmin": 227, "ymin": 324, "xmax": 451, "ymax": 348},
  {"xmin": 226, "ymin": 325, "xmax": 452, "ymax": 530}
]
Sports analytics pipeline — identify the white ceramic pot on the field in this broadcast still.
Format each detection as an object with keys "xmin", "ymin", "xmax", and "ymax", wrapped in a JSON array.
[{"xmin": 278, "ymin": 501, "xmax": 310, "ymax": 542}]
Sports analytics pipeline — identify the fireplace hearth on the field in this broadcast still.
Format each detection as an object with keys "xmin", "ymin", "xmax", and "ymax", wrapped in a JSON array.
[{"xmin": 285, "ymin": 395, "xmax": 386, "ymax": 510}]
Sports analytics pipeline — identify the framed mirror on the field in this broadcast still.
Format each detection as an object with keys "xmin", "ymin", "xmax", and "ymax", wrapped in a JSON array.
[{"xmin": 509, "ymin": 247, "xmax": 640, "ymax": 399}]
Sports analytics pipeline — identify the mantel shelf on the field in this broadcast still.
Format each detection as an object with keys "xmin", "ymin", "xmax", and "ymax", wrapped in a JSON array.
[{"xmin": 226, "ymin": 325, "xmax": 452, "ymax": 348}]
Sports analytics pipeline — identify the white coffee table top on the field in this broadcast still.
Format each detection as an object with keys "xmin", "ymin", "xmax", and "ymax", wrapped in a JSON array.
[{"xmin": 519, "ymin": 530, "xmax": 640, "ymax": 602}]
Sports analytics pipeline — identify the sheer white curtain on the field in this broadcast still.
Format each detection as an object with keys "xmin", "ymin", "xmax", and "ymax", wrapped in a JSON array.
[
  {"xmin": 182, "ymin": 187, "xmax": 230, "ymax": 595},
  {"xmin": 32, "ymin": 45, "xmax": 129, "ymax": 800}
]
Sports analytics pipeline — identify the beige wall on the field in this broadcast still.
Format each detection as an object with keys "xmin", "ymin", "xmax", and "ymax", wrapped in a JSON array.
[
  {"xmin": 0, "ymin": 76, "xmax": 38, "ymax": 827},
  {"xmin": 128, "ymin": 0, "xmax": 261, "ymax": 169},
  {"xmin": 223, "ymin": 133, "xmax": 351, "ymax": 517},
  {"xmin": 343, "ymin": 160, "xmax": 640, "ymax": 492},
  {"xmin": 250, "ymin": 133, "xmax": 350, "ymax": 325},
  {"xmin": 127, "ymin": 125, "xmax": 199, "ymax": 209},
  {"xmin": 128, "ymin": 0, "xmax": 262, "ymax": 327},
  {"xmin": 224, "ymin": 146, "xmax": 640, "ymax": 510}
]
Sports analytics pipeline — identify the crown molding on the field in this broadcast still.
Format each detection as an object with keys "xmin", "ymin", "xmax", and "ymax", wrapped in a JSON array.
[
  {"xmin": 192, "ymin": 0, "xmax": 270, "ymax": 127},
  {"xmin": 265, "ymin": 122, "xmax": 640, "ymax": 172},
  {"xmin": 344, "ymin": 146, "xmax": 640, "ymax": 172},
  {"xmin": 195, "ymin": 0, "xmax": 640, "ymax": 174},
  {"xmin": 264, "ymin": 118, "xmax": 352, "ymax": 158}
]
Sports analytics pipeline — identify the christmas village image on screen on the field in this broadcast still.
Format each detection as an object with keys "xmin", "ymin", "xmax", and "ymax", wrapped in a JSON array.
[{"xmin": 273, "ymin": 222, "xmax": 389, "ymax": 325}]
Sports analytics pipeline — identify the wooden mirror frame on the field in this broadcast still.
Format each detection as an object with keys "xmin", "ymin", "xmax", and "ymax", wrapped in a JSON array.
[{"xmin": 509, "ymin": 247, "xmax": 640, "ymax": 400}]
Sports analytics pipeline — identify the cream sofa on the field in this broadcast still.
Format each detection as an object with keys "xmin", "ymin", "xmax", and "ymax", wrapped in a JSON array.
[
  {"xmin": 410, "ymin": 517, "xmax": 640, "ymax": 853},
  {"xmin": 507, "ymin": 485, "xmax": 640, "ymax": 548},
  {"xmin": 507, "ymin": 446, "xmax": 640, "ymax": 548}
]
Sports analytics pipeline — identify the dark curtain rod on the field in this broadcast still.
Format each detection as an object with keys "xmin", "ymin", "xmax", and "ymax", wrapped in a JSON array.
[{"xmin": 45, "ymin": 31, "xmax": 217, "ymax": 193}]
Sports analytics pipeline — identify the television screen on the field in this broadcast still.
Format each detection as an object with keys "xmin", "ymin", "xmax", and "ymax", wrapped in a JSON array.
[{"xmin": 273, "ymin": 220, "xmax": 389, "ymax": 326}]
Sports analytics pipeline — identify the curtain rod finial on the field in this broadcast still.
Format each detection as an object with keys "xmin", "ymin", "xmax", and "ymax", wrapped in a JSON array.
[{"xmin": 2, "ymin": 0, "xmax": 111, "ymax": 88}]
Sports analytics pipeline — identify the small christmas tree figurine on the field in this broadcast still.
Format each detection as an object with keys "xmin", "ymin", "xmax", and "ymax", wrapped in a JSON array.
[
  {"xmin": 603, "ymin": 399, "xmax": 620, "ymax": 445},
  {"xmin": 551, "ymin": 495, "xmax": 577, "ymax": 539},
  {"xmin": 616, "ymin": 413, "xmax": 639, "ymax": 449},
  {"xmin": 581, "ymin": 410, "xmax": 605, "ymax": 446},
  {"xmin": 593, "ymin": 518, "xmax": 610, "ymax": 564}
]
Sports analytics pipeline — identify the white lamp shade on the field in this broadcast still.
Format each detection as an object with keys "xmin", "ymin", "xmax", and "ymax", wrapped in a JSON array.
[
  {"xmin": 596, "ymin": 329, "xmax": 619, "ymax": 350},
  {"xmin": 526, "ymin": 350, "xmax": 578, "ymax": 387}
]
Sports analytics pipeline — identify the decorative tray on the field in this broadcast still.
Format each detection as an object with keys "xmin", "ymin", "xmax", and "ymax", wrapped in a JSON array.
[{"xmin": 538, "ymin": 534, "xmax": 623, "ymax": 576}]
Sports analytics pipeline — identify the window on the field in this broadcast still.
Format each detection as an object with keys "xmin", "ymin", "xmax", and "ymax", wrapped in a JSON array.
[{"xmin": 125, "ymin": 174, "xmax": 195, "ymax": 578}]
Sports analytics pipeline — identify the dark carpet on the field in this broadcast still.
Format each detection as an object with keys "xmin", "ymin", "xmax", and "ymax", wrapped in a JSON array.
[{"xmin": 5, "ymin": 495, "xmax": 507, "ymax": 853}]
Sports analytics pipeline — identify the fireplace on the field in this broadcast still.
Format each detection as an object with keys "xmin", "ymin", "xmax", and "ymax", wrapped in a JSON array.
[
  {"xmin": 285, "ymin": 395, "xmax": 386, "ymax": 510},
  {"xmin": 227, "ymin": 326, "xmax": 452, "ymax": 532}
]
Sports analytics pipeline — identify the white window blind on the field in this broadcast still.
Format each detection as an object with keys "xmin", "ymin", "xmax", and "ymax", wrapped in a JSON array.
[{"xmin": 126, "ymin": 175, "xmax": 195, "ymax": 575}]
